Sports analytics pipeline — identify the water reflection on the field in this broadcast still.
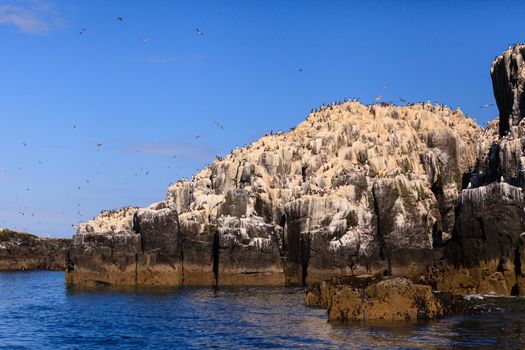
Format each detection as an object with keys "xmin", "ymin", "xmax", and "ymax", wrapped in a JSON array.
[{"xmin": 1, "ymin": 271, "xmax": 525, "ymax": 349}]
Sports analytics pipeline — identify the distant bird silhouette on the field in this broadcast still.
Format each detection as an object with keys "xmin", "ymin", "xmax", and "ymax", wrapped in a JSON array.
[
  {"xmin": 214, "ymin": 121, "xmax": 224, "ymax": 129},
  {"xmin": 96, "ymin": 143, "xmax": 102, "ymax": 150},
  {"xmin": 196, "ymin": 28, "xmax": 204, "ymax": 36},
  {"xmin": 375, "ymin": 95, "xmax": 382, "ymax": 102},
  {"xmin": 79, "ymin": 28, "xmax": 86, "ymax": 35},
  {"xmin": 22, "ymin": 142, "xmax": 26, "ymax": 147},
  {"xmin": 142, "ymin": 38, "xmax": 149, "ymax": 44},
  {"xmin": 299, "ymin": 68, "xmax": 303, "ymax": 73},
  {"xmin": 117, "ymin": 16, "xmax": 123, "ymax": 22},
  {"xmin": 194, "ymin": 135, "xmax": 200, "ymax": 139},
  {"xmin": 479, "ymin": 103, "xmax": 494, "ymax": 109},
  {"xmin": 146, "ymin": 171, "xmax": 149, "ymax": 175},
  {"xmin": 399, "ymin": 97, "xmax": 407, "ymax": 103}
]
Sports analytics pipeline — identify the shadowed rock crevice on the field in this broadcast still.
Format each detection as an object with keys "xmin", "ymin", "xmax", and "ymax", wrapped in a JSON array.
[{"xmin": 212, "ymin": 231, "xmax": 219, "ymax": 286}]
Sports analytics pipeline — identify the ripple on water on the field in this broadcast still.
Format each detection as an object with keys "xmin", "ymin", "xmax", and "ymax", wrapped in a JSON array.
[{"xmin": 1, "ymin": 271, "xmax": 525, "ymax": 349}]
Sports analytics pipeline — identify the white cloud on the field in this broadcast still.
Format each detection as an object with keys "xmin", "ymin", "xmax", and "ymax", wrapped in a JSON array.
[{"xmin": 0, "ymin": 1, "xmax": 62, "ymax": 34}]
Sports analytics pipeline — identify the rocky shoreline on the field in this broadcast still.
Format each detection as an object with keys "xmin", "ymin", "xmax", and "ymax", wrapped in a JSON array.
[
  {"xmin": 0, "ymin": 229, "xmax": 71, "ymax": 271},
  {"xmin": 60, "ymin": 43, "xmax": 525, "ymax": 324}
]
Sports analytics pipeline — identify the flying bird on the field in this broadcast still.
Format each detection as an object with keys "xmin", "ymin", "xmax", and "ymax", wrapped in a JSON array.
[
  {"xmin": 214, "ymin": 121, "xmax": 224, "ymax": 129},
  {"xmin": 142, "ymin": 38, "xmax": 149, "ymax": 44},
  {"xmin": 194, "ymin": 135, "xmax": 200, "ymax": 139},
  {"xmin": 117, "ymin": 16, "xmax": 123, "ymax": 22},
  {"xmin": 196, "ymin": 28, "xmax": 204, "ymax": 36},
  {"xmin": 479, "ymin": 103, "xmax": 494, "ymax": 109},
  {"xmin": 22, "ymin": 142, "xmax": 26, "ymax": 147},
  {"xmin": 79, "ymin": 28, "xmax": 86, "ymax": 35},
  {"xmin": 299, "ymin": 68, "xmax": 303, "ymax": 73},
  {"xmin": 375, "ymin": 95, "xmax": 382, "ymax": 102},
  {"xmin": 96, "ymin": 143, "xmax": 102, "ymax": 150},
  {"xmin": 399, "ymin": 97, "xmax": 407, "ymax": 103}
]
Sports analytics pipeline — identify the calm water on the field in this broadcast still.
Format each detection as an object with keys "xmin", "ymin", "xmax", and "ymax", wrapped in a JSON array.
[{"xmin": 1, "ymin": 271, "xmax": 525, "ymax": 349}]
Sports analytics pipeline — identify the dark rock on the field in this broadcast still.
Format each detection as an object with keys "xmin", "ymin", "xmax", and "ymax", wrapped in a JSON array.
[
  {"xmin": 491, "ymin": 45, "xmax": 525, "ymax": 136},
  {"xmin": 0, "ymin": 229, "xmax": 71, "ymax": 271}
]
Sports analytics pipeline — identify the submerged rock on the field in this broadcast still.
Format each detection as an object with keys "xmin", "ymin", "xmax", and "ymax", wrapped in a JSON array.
[
  {"xmin": 0, "ymin": 228, "xmax": 71, "ymax": 271},
  {"xmin": 305, "ymin": 276, "xmax": 474, "ymax": 321}
]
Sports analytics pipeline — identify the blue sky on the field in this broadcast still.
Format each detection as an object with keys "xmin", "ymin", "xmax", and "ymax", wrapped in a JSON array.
[{"xmin": 0, "ymin": 0, "xmax": 524, "ymax": 237}]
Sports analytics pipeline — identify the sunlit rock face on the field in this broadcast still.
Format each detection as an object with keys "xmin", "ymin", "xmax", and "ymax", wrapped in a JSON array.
[
  {"xmin": 66, "ymin": 101, "xmax": 482, "ymax": 287},
  {"xmin": 305, "ymin": 276, "xmax": 475, "ymax": 321}
]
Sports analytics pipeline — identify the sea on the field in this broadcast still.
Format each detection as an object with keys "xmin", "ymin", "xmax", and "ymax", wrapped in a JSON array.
[{"xmin": 1, "ymin": 271, "xmax": 524, "ymax": 349}]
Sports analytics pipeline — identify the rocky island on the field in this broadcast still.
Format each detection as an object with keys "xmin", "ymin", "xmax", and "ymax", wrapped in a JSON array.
[
  {"xmin": 65, "ymin": 44, "xmax": 525, "ymax": 320},
  {"xmin": 0, "ymin": 228, "xmax": 71, "ymax": 271}
]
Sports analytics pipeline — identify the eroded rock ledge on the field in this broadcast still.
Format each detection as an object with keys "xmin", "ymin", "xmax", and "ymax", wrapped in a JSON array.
[
  {"xmin": 0, "ymin": 229, "xmax": 71, "ymax": 271},
  {"xmin": 305, "ymin": 276, "xmax": 475, "ymax": 321}
]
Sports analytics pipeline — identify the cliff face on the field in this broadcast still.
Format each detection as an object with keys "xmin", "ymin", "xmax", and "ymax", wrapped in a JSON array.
[
  {"xmin": 431, "ymin": 44, "xmax": 525, "ymax": 296},
  {"xmin": 0, "ymin": 229, "xmax": 71, "ymax": 271},
  {"xmin": 66, "ymin": 102, "xmax": 482, "ymax": 287},
  {"xmin": 491, "ymin": 45, "xmax": 525, "ymax": 136}
]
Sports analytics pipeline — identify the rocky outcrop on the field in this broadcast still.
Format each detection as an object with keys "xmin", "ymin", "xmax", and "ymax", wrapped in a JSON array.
[
  {"xmin": 305, "ymin": 276, "xmax": 474, "ymax": 321},
  {"xmin": 66, "ymin": 101, "xmax": 481, "ymax": 287},
  {"xmin": 491, "ymin": 45, "xmax": 525, "ymax": 136},
  {"xmin": 431, "ymin": 43, "xmax": 525, "ymax": 296},
  {"xmin": 0, "ymin": 229, "xmax": 71, "ymax": 270}
]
